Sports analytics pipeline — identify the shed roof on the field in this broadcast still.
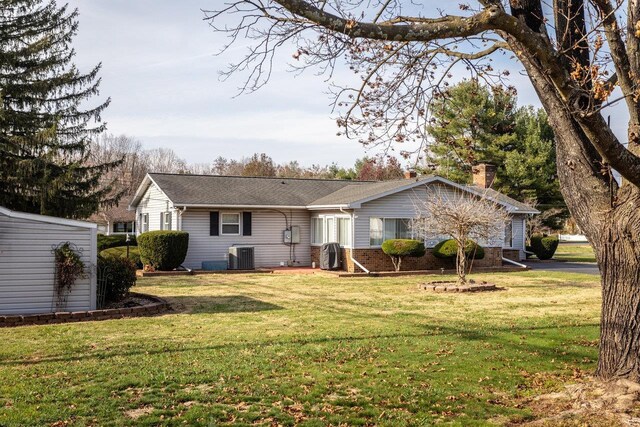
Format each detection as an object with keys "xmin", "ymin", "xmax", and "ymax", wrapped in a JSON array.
[{"xmin": 0, "ymin": 206, "xmax": 97, "ymax": 229}]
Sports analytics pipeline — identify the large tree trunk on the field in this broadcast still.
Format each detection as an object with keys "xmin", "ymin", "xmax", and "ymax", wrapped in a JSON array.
[
  {"xmin": 504, "ymin": 28, "xmax": 640, "ymax": 380},
  {"xmin": 595, "ymin": 190, "xmax": 640, "ymax": 379}
]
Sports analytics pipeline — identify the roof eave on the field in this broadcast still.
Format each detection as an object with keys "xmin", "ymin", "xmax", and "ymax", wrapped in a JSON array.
[{"xmin": 174, "ymin": 203, "xmax": 309, "ymax": 210}]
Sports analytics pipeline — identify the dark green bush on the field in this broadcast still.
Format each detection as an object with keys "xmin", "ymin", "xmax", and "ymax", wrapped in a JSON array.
[
  {"xmin": 97, "ymin": 255, "xmax": 137, "ymax": 304},
  {"xmin": 97, "ymin": 234, "xmax": 137, "ymax": 251},
  {"xmin": 137, "ymin": 231, "xmax": 189, "ymax": 271},
  {"xmin": 381, "ymin": 239, "xmax": 426, "ymax": 257},
  {"xmin": 531, "ymin": 234, "xmax": 559, "ymax": 260},
  {"xmin": 100, "ymin": 246, "xmax": 142, "ymax": 269},
  {"xmin": 381, "ymin": 239, "xmax": 426, "ymax": 271},
  {"xmin": 432, "ymin": 239, "xmax": 485, "ymax": 260}
]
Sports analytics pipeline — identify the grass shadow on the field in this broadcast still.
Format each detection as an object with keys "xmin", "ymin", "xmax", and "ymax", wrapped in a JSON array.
[{"xmin": 166, "ymin": 295, "xmax": 283, "ymax": 314}]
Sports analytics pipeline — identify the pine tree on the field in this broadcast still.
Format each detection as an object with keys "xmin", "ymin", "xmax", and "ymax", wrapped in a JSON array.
[{"xmin": 0, "ymin": 0, "xmax": 118, "ymax": 218}]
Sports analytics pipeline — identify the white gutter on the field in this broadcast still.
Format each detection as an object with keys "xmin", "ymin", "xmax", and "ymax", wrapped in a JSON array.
[
  {"xmin": 340, "ymin": 207, "xmax": 370, "ymax": 274},
  {"xmin": 502, "ymin": 257, "xmax": 528, "ymax": 268}
]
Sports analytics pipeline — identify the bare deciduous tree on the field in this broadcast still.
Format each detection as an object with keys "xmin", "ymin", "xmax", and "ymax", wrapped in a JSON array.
[
  {"xmin": 412, "ymin": 188, "xmax": 508, "ymax": 284},
  {"xmin": 208, "ymin": 0, "xmax": 640, "ymax": 380}
]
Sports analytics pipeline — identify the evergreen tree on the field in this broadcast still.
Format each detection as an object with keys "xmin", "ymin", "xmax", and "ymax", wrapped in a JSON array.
[
  {"xmin": 424, "ymin": 80, "xmax": 565, "ymax": 222},
  {"xmin": 0, "ymin": 0, "xmax": 118, "ymax": 218},
  {"xmin": 426, "ymin": 79, "xmax": 517, "ymax": 183}
]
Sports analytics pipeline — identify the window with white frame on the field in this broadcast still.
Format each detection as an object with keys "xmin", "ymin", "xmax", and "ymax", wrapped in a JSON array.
[
  {"xmin": 504, "ymin": 220, "xmax": 513, "ymax": 247},
  {"xmin": 160, "ymin": 212, "xmax": 172, "ymax": 231},
  {"xmin": 337, "ymin": 217, "xmax": 351, "ymax": 246},
  {"xmin": 370, "ymin": 218, "xmax": 414, "ymax": 246},
  {"xmin": 311, "ymin": 215, "xmax": 351, "ymax": 246},
  {"xmin": 141, "ymin": 213, "xmax": 149, "ymax": 232},
  {"xmin": 221, "ymin": 213, "xmax": 240, "ymax": 235},
  {"xmin": 324, "ymin": 217, "xmax": 335, "ymax": 242},
  {"xmin": 113, "ymin": 221, "xmax": 134, "ymax": 233},
  {"xmin": 311, "ymin": 218, "xmax": 323, "ymax": 244}
]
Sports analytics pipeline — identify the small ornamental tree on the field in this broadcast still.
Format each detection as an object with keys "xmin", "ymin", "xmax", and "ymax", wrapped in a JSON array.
[
  {"xmin": 412, "ymin": 189, "xmax": 508, "ymax": 285},
  {"xmin": 381, "ymin": 239, "xmax": 426, "ymax": 271}
]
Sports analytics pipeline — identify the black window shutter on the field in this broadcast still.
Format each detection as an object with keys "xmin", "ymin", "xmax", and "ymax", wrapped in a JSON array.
[
  {"xmin": 242, "ymin": 212, "xmax": 252, "ymax": 236},
  {"xmin": 160, "ymin": 212, "xmax": 164, "ymax": 230},
  {"xmin": 210, "ymin": 211, "xmax": 219, "ymax": 236},
  {"xmin": 167, "ymin": 212, "xmax": 172, "ymax": 230}
]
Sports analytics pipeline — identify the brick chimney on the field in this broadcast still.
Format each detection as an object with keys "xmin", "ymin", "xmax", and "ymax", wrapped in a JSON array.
[
  {"xmin": 404, "ymin": 170, "xmax": 417, "ymax": 179},
  {"xmin": 472, "ymin": 163, "xmax": 496, "ymax": 188}
]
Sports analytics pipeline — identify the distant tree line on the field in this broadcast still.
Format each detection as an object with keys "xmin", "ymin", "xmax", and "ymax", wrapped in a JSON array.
[{"xmin": 89, "ymin": 134, "xmax": 406, "ymax": 200}]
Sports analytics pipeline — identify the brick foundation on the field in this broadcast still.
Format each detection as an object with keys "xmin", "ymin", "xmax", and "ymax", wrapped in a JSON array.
[
  {"xmin": 311, "ymin": 245, "xmax": 504, "ymax": 273},
  {"xmin": 502, "ymin": 249, "xmax": 521, "ymax": 261}
]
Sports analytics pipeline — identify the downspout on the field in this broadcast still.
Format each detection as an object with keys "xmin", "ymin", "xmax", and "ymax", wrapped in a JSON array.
[
  {"xmin": 502, "ymin": 257, "xmax": 528, "ymax": 268},
  {"xmin": 340, "ymin": 207, "xmax": 370, "ymax": 274},
  {"xmin": 176, "ymin": 206, "xmax": 192, "ymax": 273},
  {"xmin": 177, "ymin": 206, "xmax": 187, "ymax": 231}
]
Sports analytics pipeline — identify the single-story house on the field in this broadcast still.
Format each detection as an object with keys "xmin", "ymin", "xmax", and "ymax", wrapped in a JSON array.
[
  {"xmin": 0, "ymin": 206, "xmax": 97, "ymax": 314},
  {"xmin": 129, "ymin": 165, "xmax": 537, "ymax": 273},
  {"xmin": 89, "ymin": 202, "xmax": 136, "ymax": 235}
]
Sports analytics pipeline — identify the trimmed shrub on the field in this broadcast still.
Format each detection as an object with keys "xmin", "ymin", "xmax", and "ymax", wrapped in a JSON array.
[
  {"xmin": 432, "ymin": 239, "xmax": 485, "ymax": 260},
  {"xmin": 137, "ymin": 231, "xmax": 189, "ymax": 271},
  {"xmin": 98, "ymin": 234, "xmax": 137, "ymax": 251},
  {"xmin": 97, "ymin": 255, "xmax": 137, "ymax": 303},
  {"xmin": 531, "ymin": 234, "xmax": 559, "ymax": 260},
  {"xmin": 381, "ymin": 239, "xmax": 426, "ymax": 271},
  {"xmin": 100, "ymin": 246, "xmax": 142, "ymax": 269}
]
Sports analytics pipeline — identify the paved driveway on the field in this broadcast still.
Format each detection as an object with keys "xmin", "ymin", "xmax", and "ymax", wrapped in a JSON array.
[{"xmin": 522, "ymin": 260, "xmax": 600, "ymax": 275}]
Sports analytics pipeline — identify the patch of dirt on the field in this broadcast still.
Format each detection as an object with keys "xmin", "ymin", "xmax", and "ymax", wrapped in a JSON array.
[
  {"xmin": 512, "ymin": 377, "xmax": 640, "ymax": 426},
  {"xmin": 103, "ymin": 295, "xmax": 156, "ymax": 310},
  {"xmin": 124, "ymin": 406, "xmax": 154, "ymax": 420}
]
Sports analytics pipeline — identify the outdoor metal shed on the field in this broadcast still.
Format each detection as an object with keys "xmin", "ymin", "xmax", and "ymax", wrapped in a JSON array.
[{"xmin": 0, "ymin": 206, "xmax": 97, "ymax": 315}]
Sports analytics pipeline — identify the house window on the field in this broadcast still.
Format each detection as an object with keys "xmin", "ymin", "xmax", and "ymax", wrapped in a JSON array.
[
  {"xmin": 325, "ymin": 217, "xmax": 335, "ymax": 242},
  {"xmin": 113, "ymin": 221, "xmax": 134, "ymax": 233},
  {"xmin": 142, "ymin": 213, "xmax": 149, "ymax": 233},
  {"xmin": 221, "ymin": 213, "xmax": 240, "ymax": 235},
  {"xmin": 370, "ymin": 218, "xmax": 384, "ymax": 246},
  {"xmin": 370, "ymin": 218, "xmax": 413, "ymax": 246},
  {"xmin": 311, "ymin": 215, "xmax": 351, "ymax": 246},
  {"xmin": 504, "ymin": 220, "xmax": 513, "ymax": 247},
  {"xmin": 311, "ymin": 218, "xmax": 323, "ymax": 244},
  {"xmin": 337, "ymin": 217, "xmax": 351, "ymax": 246},
  {"xmin": 160, "ymin": 212, "xmax": 172, "ymax": 231}
]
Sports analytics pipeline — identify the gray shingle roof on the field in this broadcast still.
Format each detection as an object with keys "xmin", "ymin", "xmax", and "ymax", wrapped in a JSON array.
[
  {"xmin": 139, "ymin": 173, "xmax": 536, "ymax": 213},
  {"xmin": 148, "ymin": 173, "xmax": 366, "ymax": 207},
  {"xmin": 308, "ymin": 177, "xmax": 430, "ymax": 206}
]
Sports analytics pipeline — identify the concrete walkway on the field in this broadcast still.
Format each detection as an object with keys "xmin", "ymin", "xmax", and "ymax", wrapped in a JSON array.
[{"xmin": 522, "ymin": 260, "xmax": 600, "ymax": 276}]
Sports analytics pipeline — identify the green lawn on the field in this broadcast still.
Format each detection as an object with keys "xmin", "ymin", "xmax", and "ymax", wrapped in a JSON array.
[
  {"xmin": 554, "ymin": 243, "xmax": 596, "ymax": 263},
  {"xmin": 0, "ymin": 271, "xmax": 601, "ymax": 426}
]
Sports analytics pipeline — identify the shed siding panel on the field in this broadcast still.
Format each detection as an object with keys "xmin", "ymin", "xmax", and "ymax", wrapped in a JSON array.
[
  {"xmin": 181, "ymin": 209, "xmax": 311, "ymax": 269},
  {"xmin": 0, "ymin": 215, "xmax": 96, "ymax": 315}
]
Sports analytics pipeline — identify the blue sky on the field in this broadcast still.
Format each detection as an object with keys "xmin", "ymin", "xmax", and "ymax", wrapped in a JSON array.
[{"xmin": 66, "ymin": 0, "xmax": 629, "ymax": 168}]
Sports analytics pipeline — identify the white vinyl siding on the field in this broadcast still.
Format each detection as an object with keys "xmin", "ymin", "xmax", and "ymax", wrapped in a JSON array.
[
  {"xmin": 0, "ymin": 212, "xmax": 97, "ymax": 315},
  {"xmin": 136, "ymin": 182, "xmax": 177, "ymax": 234},
  {"xmin": 181, "ymin": 209, "xmax": 312, "ymax": 269},
  {"xmin": 355, "ymin": 183, "xmax": 505, "ymax": 249}
]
